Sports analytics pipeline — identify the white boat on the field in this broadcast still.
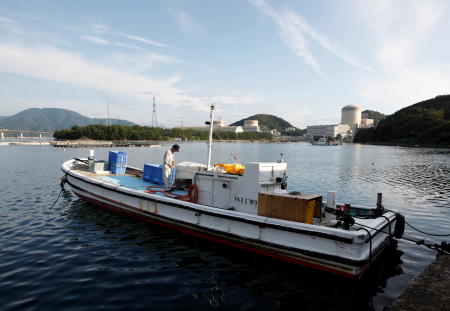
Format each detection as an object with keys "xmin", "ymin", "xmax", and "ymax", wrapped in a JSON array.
[
  {"xmin": 311, "ymin": 137, "xmax": 340, "ymax": 146},
  {"xmin": 61, "ymin": 105, "xmax": 403, "ymax": 278},
  {"xmin": 311, "ymin": 137, "xmax": 328, "ymax": 146}
]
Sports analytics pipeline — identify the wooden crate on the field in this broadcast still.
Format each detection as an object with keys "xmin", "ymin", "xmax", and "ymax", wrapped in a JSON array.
[{"xmin": 258, "ymin": 192, "xmax": 322, "ymax": 224}]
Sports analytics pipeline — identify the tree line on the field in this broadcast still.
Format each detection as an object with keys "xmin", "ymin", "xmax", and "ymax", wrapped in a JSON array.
[
  {"xmin": 354, "ymin": 95, "xmax": 450, "ymax": 147},
  {"xmin": 53, "ymin": 124, "xmax": 274, "ymax": 141}
]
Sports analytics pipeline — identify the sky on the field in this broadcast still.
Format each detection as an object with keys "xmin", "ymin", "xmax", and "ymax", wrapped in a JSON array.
[{"xmin": 0, "ymin": 0, "xmax": 449, "ymax": 128}]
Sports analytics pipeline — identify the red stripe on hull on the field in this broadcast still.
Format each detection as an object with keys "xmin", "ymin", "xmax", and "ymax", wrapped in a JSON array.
[{"xmin": 73, "ymin": 190, "xmax": 365, "ymax": 279}]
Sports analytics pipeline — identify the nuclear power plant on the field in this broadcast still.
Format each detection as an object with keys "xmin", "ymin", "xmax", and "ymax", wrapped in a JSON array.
[
  {"xmin": 341, "ymin": 105, "xmax": 361, "ymax": 134},
  {"xmin": 306, "ymin": 105, "xmax": 374, "ymax": 139}
]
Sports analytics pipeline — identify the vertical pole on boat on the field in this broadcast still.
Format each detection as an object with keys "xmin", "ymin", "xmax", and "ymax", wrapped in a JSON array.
[{"xmin": 207, "ymin": 104, "xmax": 215, "ymax": 170}]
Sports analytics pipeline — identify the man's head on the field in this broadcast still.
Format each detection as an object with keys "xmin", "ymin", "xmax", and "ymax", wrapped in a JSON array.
[{"xmin": 171, "ymin": 144, "xmax": 180, "ymax": 153}]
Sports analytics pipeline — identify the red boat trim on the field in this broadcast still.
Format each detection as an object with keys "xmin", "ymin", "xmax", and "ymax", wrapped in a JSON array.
[
  {"xmin": 66, "ymin": 176, "xmax": 380, "ymax": 278},
  {"xmin": 73, "ymin": 189, "xmax": 366, "ymax": 279},
  {"xmin": 65, "ymin": 176, "xmax": 390, "ymax": 268},
  {"xmin": 63, "ymin": 169, "xmax": 356, "ymax": 243}
]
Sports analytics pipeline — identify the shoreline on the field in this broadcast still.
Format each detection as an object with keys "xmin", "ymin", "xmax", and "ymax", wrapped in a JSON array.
[
  {"xmin": 4, "ymin": 138, "xmax": 448, "ymax": 149},
  {"xmin": 354, "ymin": 141, "xmax": 450, "ymax": 149}
]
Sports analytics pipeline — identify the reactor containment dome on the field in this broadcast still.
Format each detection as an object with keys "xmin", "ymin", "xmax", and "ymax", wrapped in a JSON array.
[{"xmin": 341, "ymin": 105, "xmax": 361, "ymax": 134}]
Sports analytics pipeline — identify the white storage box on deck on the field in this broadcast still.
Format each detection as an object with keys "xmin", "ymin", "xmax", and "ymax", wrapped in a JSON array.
[{"xmin": 175, "ymin": 161, "xmax": 207, "ymax": 180}]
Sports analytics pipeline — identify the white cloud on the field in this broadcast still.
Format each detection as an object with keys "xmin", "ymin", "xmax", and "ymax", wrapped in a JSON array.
[
  {"xmin": 0, "ymin": 43, "xmax": 259, "ymax": 126},
  {"xmin": 250, "ymin": 0, "xmax": 371, "ymax": 76},
  {"xmin": 80, "ymin": 35, "xmax": 108, "ymax": 45},
  {"xmin": 283, "ymin": 10, "xmax": 372, "ymax": 72},
  {"xmin": 354, "ymin": 0, "xmax": 450, "ymax": 112},
  {"xmin": 360, "ymin": 0, "xmax": 443, "ymax": 70},
  {"xmin": 86, "ymin": 23, "xmax": 170, "ymax": 49},
  {"xmin": 102, "ymin": 50, "xmax": 180, "ymax": 74},
  {"xmin": 250, "ymin": 0, "xmax": 322, "ymax": 75},
  {"xmin": 171, "ymin": 9, "xmax": 205, "ymax": 39},
  {"xmin": 118, "ymin": 32, "xmax": 170, "ymax": 48},
  {"xmin": 0, "ymin": 15, "xmax": 23, "ymax": 34},
  {"xmin": 0, "ymin": 43, "xmax": 183, "ymax": 101},
  {"xmin": 113, "ymin": 42, "xmax": 180, "ymax": 63},
  {"xmin": 90, "ymin": 23, "xmax": 109, "ymax": 34}
]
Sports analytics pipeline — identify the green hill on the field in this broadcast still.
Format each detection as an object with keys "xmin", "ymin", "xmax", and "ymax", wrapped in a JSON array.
[
  {"xmin": 354, "ymin": 95, "xmax": 450, "ymax": 147},
  {"xmin": 230, "ymin": 114, "xmax": 294, "ymax": 132},
  {"xmin": 0, "ymin": 108, "xmax": 136, "ymax": 131}
]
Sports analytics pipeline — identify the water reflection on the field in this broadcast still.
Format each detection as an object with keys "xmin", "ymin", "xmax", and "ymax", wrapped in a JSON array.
[{"xmin": 61, "ymin": 199, "xmax": 404, "ymax": 311}]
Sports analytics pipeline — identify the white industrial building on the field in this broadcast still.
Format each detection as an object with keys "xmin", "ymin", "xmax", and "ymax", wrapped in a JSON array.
[
  {"xmin": 306, "ymin": 124, "xmax": 351, "ymax": 138},
  {"xmin": 284, "ymin": 127, "xmax": 297, "ymax": 132},
  {"xmin": 217, "ymin": 126, "xmax": 244, "ymax": 133},
  {"xmin": 341, "ymin": 105, "xmax": 361, "ymax": 134},
  {"xmin": 360, "ymin": 118, "xmax": 374, "ymax": 128},
  {"xmin": 305, "ymin": 105, "xmax": 378, "ymax": 139},
  {"xmin": 341, "ymin": 105, "xmax": 375, "ymax": 131},
  {"xmin": 243, "ymin": 120, "xmax": 260, "ymax": 132}
]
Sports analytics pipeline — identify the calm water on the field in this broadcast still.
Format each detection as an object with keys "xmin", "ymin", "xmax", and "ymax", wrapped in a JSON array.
[{"xmin": 0, "ymin": 142, "xmax": 449, "ymax": 311}]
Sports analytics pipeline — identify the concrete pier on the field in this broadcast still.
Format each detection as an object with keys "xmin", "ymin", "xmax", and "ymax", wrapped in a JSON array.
[
  {"xmin": 389, "ymin": 254, "xmax": 449, "ymax": 311},
  {"xmin": 51, "ymin": 140, "xmax": 162, "ymax": 148}
]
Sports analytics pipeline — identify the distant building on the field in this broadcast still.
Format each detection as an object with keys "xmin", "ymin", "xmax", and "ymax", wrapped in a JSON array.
[
  {"xmin": 284, "ymin": 127, "xmax": 297, "ymax": 132},
  {"xmin": 306, "ymin": 124, "xmax": 351, "ymax": 138},
  {"xmin": 341, "ymin": 105, "xmax": 361, "ymax": 134},
  {"xmin": 268, "ymin": 129, "xmax": 280, "ymax": 136},
  {"xmin": 306, "ymin": 105, "xmax": 376, "ymax": 138},
  {"xmin": 213, "ymin": 120, "xmax": 225, "ymax": 127},
  {"xmin": 243, "ymin": 120, "xmax": 260, "ymax": 132},
  {"xmin": 216, "ymin": 126, "xmax": 243, "ymax": 134},
  {"xmin": 360, "ymin": 118, "xmax": 374, "ymax": 128}
]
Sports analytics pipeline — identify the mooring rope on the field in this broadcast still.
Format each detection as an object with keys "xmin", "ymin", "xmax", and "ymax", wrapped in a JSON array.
[
  {"xmin": 355, "ymin": 221, "xmax": 450, "ymax": 255},
  {"xmin": 404, "ymin": 219, "xmax": 450, "ymax": 237},
  {"xmin": 384, "ymin": 208, "xmax": 450, "ymax": 237},
  {"xmin": 49, "ymin": 189, "xmax": 64, "ymax": 209}
]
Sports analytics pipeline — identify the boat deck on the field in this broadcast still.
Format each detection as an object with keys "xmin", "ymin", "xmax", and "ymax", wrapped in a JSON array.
[{"xmin": 73, "ymin": 170, "xmax": 189, "ymax": 197}]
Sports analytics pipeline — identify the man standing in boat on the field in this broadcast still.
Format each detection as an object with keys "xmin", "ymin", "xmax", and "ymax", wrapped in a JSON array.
[{"xmin": 163, "ymin": 144, "xmax": 179, "ymax": 191}]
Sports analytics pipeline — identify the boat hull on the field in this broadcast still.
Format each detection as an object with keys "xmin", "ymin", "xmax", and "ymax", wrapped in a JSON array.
[{"xmin": 63, "ymin": 161, "xmax": 396, "ymax": 279}]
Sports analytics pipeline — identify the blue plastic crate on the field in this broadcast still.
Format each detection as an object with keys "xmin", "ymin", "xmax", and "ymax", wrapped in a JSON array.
[
  {"xmin": 110, "ymin": 163, "xmax": 126, "ymax": 175},
  {"xmin": 108, "ymin": 151, "xmax": 128, "ymax": 165},
  {"xmin": 143, "ymin": 164, "xmax": 175, "ymax": 186}
]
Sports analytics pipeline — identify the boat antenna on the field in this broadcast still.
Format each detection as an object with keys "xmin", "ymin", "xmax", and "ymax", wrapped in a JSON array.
[{"xmin": 207, "ymin": 104, "xmax": 215, "ymax": 170}]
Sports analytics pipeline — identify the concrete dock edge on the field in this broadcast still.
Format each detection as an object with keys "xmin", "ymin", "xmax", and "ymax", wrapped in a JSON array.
[{"xmin": 388, "ymin": 254, "xmax": 449, "ymax": 311}]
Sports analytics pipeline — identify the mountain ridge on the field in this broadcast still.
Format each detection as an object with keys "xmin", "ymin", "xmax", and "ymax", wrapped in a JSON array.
[{"xmin": 0, "ymin": 108, "xmax": 136, "ymax": 131}]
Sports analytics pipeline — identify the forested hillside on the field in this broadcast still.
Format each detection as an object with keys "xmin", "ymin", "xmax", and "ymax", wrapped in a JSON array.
[{"xmin": 354, "ymin": 95, "xmax": 450, "ymax": 147}]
